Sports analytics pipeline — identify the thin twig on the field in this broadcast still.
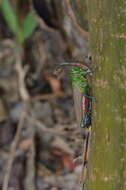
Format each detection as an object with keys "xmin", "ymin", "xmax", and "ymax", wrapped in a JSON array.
[
  {"xmin": 28, "ymin": 116, "xmax": 66, "ymax": 136},
  {"xmin": 24, "ymin": 118, "xmax": 36, "ymax": 190},
  {"xmin": 2, "ymin": 102, "xmax": 29, "ymax": 190},
  {"xmin": 2, "ymin": 49, "xmax": 30, "ymax": 190},
  {"xmin": 15, "ymin": 51, "xmax": 30, "ymax": 100},
  {"xmin": 31, "ymin": 91, "xmax": 72, "ymax": 101}
]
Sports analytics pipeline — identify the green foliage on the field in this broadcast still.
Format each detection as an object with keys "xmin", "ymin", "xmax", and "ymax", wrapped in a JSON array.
[
  {"xmin": 22, "ymin": 12, "xmax": 37, "ymax": 41},
  {"xmin": 1, "ymin": 0, "xmax": 23, "ymax": 42},
  {"xmin": 0, "ymin": 0, "xmax": 37, "ymax": 44},
  {"xmin": 69, "ymin": 66, "xmax": 88, "ymax": 92}
]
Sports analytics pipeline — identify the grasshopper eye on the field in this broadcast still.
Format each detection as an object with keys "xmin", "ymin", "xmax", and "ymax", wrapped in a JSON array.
[
  {"xmin": 88, "ymin": 55, "xmax": 92, "ymax": 61},
  {"xmin": 86, "ymin": 54, "xmax": 92, "ymax": 61}
]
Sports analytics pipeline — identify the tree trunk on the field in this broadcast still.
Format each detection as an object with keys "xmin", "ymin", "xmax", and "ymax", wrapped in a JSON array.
[
  {"xmin": 86, "ymin": 0, "xmax": 126, "ymax": 190},
  {"xmin": 72, "ymin": 0, "xmax": 126, "ymax": 189}
]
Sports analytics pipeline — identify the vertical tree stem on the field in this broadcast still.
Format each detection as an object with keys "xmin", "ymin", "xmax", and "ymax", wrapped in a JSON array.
[{"xmin": 85, "ymin": 0, "xmax": 126, "ymax": 189}]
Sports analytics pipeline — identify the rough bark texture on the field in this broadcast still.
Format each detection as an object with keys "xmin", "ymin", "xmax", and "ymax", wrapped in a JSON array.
[{"xmin": 73, "ymin": 0, "xmax": 126, "ymax": 189}]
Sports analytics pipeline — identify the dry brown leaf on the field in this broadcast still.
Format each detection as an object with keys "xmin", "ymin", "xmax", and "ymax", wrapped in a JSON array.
[{"xmin": 45, "ymin": 73, "xmax": 63, "ymax": 95}]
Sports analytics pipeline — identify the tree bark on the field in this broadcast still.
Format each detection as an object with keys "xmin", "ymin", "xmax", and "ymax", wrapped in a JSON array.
[
  {"xmin": 72, "ymin": 0, "xmax": 126, "ymax": 189},
  {"xmin": 86, "ymin": 0, "xmax": 126, "ymax": 190}
]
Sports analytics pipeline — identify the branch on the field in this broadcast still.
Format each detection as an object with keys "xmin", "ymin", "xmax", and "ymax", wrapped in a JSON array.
[{"xmin": 2, "ymin": 50, "xmax": 30, "ymax": 190}]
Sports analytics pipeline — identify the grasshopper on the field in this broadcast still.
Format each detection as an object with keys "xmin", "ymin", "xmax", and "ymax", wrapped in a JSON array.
[{"xmin": 56, "ymin": 55, "xmax": 93, "ymax": 188}]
